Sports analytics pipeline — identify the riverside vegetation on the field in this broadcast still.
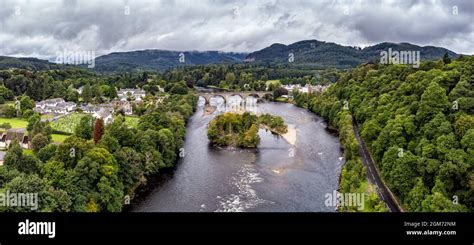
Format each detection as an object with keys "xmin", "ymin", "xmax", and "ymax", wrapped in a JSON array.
[
  {"xmin": 293, "ymin": 55, "xmax": 473, "ymax": 212},
  {"xmin": 207, "ymin": 112, "xmax": 287, "ymax": 148}
]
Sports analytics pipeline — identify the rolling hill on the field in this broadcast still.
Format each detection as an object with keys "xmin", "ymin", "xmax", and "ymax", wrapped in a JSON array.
[
  {"xmin": 245, "ymin": 40, "xmax": 459, "ymax": 69},
  {"xmin": 0, "ymin": 56, "xmax": 65, "ymax": 70},
  {"xmin": 92, "ymin": 50, "xmax": 247, "ymax": 72},
  {"xmin": 0, "ymin": 40, "xmax": 460, "ymax": 72}
]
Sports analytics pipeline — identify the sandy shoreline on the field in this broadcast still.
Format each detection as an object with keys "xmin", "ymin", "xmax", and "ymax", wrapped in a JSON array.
[{"xmin": 281, "ymin": 126, "xmax": 296, "ymax": 146}]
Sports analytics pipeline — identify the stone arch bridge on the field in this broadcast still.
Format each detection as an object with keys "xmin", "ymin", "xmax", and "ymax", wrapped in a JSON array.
[{"xmin": 197, "ymin": 91, "xmax": 273, "ymax": 105}]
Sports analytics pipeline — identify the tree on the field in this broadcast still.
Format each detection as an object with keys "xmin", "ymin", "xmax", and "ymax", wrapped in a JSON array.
[
  {"xmin": 169, "ymin": 82, "xmax": 188, "ymax": 95},
  {"xmin": 3, "ymin": 173, "xmax": 71, "ymax": 212},
  {"xmin": 75, "ymin": 115, "xmax": 94, "ymax": 140},
  {"xmin": 461, "ymin": 129, "xmax": 474, "ymax": 152},
  {"xmin": 0, "ymin": 122, "xmax": 12, "ymax": 130},
  {"xmin": 421, "ymin": 179, "xmax": 467, "ymax": 211},
  {"xmin": 0, "ymin": 85, "xmax": 14, "ymax": 101},
  {"xmin": 4, "ymin": 141, "xmax": 39, "ymax": 174},
  {"xmin": 273, "ymin": 87, "xmax": 288, "ymax": 98},
  {"xmin": 99, "ymin": 134, "xmax": 120, "ymax": 153},
  {"xmin": 54, "ymin": 136, "xmax": 93, "ymax": 169},
  {"xmin": 37, "ymin": 144, "xmax": 58, "ymax": 162},
  {"xmin": 4, "ymin": 140, "xmax": 24, "ymax": 170},
  {"xmin": 0, "ymin": 105, "xmax": 16, "ymax": 118},
  {"xmin": 225, "ymin": 72, "xmax": 236, "ymax": 85},
  {"xmin": 238, "ymin": 124, "xmax": 260, "ymax": 148},
  {"xmin": 93, "ymin": 118, "xmax": 105, "ymax": 144},
  {"xmin": 82, "ymin": 83, "xmax": 92, "ymax": 103},
  {"xmin": 72, "ymin": 147, "xmax": 123, "ymax": 212},
  {"xmin": 267, "ymin": 80, "xmax": 282, "ymax": 91},
  {"xmin": 361, "ymin": 119, "xmax": 382, "ymax": 142},
  {"xmin": 27, "ymin": 113, "xmax": 41, "ymax": 132},
  {"xmin": 66, "ymin": 88, "xmax": 79, "ymax": 102},
  {"xmin": 406, "ymin": 177, "xmax": 429, "ymax": 211},
  {"xmin": 31, "ymin": 133, "xmax": 50, "ymax": 154},
  {"xmin": 157, "ymin": 128, "xmax": 176, "ymax": 167},
  {"xmin": 106, "ymin": 117, "xmax": 136, "ymax": 147},
  {"xmin": 31, "ymin": 120, "xmax": 52, "ymax": 141},
  {"xmin": 416, "ymin": 82, "xmax": 449, "ymax": 123},
  {"xmin": 108, "ymin": 85, "xmax": 118, "ymax": 99},
  {"xmin": 19, "ymin": 95, "xmax": 35, "ymax": 113},
  {"xmin": 443, "ymin": 52, "xmax": 451, "ymax": 64},
  {"xmin": 114, "ymin": 147, "xmax": 144, "ymax": 194},
  {"xmin": 22, "ymin": 109, "xmax": 34, "ymax": 119},
  {"xmin": 454, "ymin": 115, "xmax": 474, "ymax": 138}
]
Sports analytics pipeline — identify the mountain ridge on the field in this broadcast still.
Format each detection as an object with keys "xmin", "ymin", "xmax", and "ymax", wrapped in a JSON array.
[
  {"xmin": 245, "ymin": 40, "xmax": 459, "ymax": 69},
  {"xmin": 0, "ymin": 39, "xmax": 460, "ymax": 72}
]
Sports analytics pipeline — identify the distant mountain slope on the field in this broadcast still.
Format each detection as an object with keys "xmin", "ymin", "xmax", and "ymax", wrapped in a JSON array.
[
  {"xmin": 0, "ymin": 40, "xmax": 460, "ymax": 72},
  {"xmin": 92, "ymin": 50, "xmax": 248, "ymax": 72},
  {"xmin": 0, "ymin": 56, "xmax": 64, "ymax": 70},
  {"xmin": 245, "ymin": 40, "xmax": 459, "ymax": 68}
]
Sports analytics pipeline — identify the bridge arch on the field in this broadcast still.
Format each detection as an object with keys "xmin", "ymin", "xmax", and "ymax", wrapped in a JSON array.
[
  {"xmin": 209, "ymin": 94, "xmax": 227, "ymax": 104},
  {"xmin": 247, "ymin": 93, "xmax": 260, "ymax": 99},
  {"xmin": 198, "ymin": 91, "xmax": 274, "ymax": 105},
  {"xmin": 262, "ymin": 92, "xmax": 273, "ymax": 100},
  {"xmin": 198, "ymin": 95, "xmax": 209, "ymax": 105}
]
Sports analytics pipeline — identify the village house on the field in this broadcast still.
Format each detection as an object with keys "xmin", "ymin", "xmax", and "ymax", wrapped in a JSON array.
[
  {"xmin": 282, "ymin": 84, "xmax": 329, "ymax": 94},
  {"xmin": 93, "ymin": 108, "xmax": 114, "ymax": 125},
  {"xmin": 79, "ymin": 104, "xmax": 100, "ymax": 114},
  {"xmin": 0, "ymin": 131, "xmax": 31, "ymax": 149},
  {"xmin": 35, "ymin": 98, "xmax": 76, "ymax": 115},
  {"xmin": 117, "ymin": 88, "xmax": 146, "ymax": 102},
  {"xmin": 113, "ymin": 101, "xmax": 133, "ymax": 115}
]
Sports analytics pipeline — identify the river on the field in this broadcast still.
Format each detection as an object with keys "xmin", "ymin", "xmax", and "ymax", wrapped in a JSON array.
[{"xmin": 131, "ymin": 96, "xmax": 344, "ymax": 212}]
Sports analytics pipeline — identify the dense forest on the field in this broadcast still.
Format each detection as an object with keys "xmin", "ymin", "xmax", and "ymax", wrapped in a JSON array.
[
  {"xmin": 246, "ymin": 40, "xmax": 458, "ymax": 69},
  {"xmin": 162, "ymin": 63, "xmax": 341, "ymax": 91},
  {"xmin": 92, "ymin": 50, "xmax": 247, "ymax": 73},
  {"xmin": 294, "ymin": 55, "xmax": 474, "ymax": 211}
]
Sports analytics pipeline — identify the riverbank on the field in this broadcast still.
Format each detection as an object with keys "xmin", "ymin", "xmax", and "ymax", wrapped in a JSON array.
[
  {"xmin": 281, "ymin": 125, "xmax": 296, "ymax": 146},
  {"xmin": 284, "ymin": 94, "xmax": 388, "ymax": 212}
]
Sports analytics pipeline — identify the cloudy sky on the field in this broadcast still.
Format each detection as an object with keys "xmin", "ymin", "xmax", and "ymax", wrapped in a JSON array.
[{"xmin": 0, "ymin": 0, "xmax": 473, "ymax": 60}]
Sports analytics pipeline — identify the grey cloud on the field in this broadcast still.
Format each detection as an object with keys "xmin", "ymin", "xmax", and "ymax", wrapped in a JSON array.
[{"xmin": 0, "ymin": 0, "xmax": 472, "ymax": 60}]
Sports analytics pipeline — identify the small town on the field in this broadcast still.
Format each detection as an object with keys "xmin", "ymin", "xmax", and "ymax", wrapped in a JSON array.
[{"xmin": 0, "ymin": 88, "xmax": 151, "ymax": 165}]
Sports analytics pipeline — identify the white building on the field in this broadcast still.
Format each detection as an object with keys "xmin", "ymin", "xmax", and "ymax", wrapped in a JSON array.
[
  {"xmin": 93, "ymin": 108, "xmax": 114, "ymax": 125},
  {"xmin": 35, "ymin": 98, "xmax": 76, "ymax": 115},
  {"xmin": 282, "ymin": 84, "xmax": 329, "ymax": 94},
  {"xmin": 117, "ymin": 88, "xmax": 146, "ymax": 102}
]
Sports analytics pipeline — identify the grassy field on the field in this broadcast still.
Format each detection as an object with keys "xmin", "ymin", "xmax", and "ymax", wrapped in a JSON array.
[
  {"xmin": 0, "ymin": 118, "xmax": 28, "ymax": 128},
  {"xmin": 52, "ymin": 134, "xmax": 69, "ymax": 143},
  {"xmin": 51, "ymin": 113, "xmax": 86, "ymax": 134}
]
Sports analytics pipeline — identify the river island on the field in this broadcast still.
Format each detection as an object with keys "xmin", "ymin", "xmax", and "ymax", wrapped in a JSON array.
[{"xmin": 207, "ymin": 112, "xmax": 288, "ymax": 148}]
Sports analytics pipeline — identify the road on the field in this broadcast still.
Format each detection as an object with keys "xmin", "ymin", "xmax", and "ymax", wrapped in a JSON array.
[{"xmin": 351, "ymin": 117, "xmax": 402, "ymax": 212}]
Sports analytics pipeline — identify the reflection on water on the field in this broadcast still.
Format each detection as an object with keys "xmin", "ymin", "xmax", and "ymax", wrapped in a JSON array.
[{"xmin": 132, "ymin": 99, "xmax": 344, "ymax": 212}]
